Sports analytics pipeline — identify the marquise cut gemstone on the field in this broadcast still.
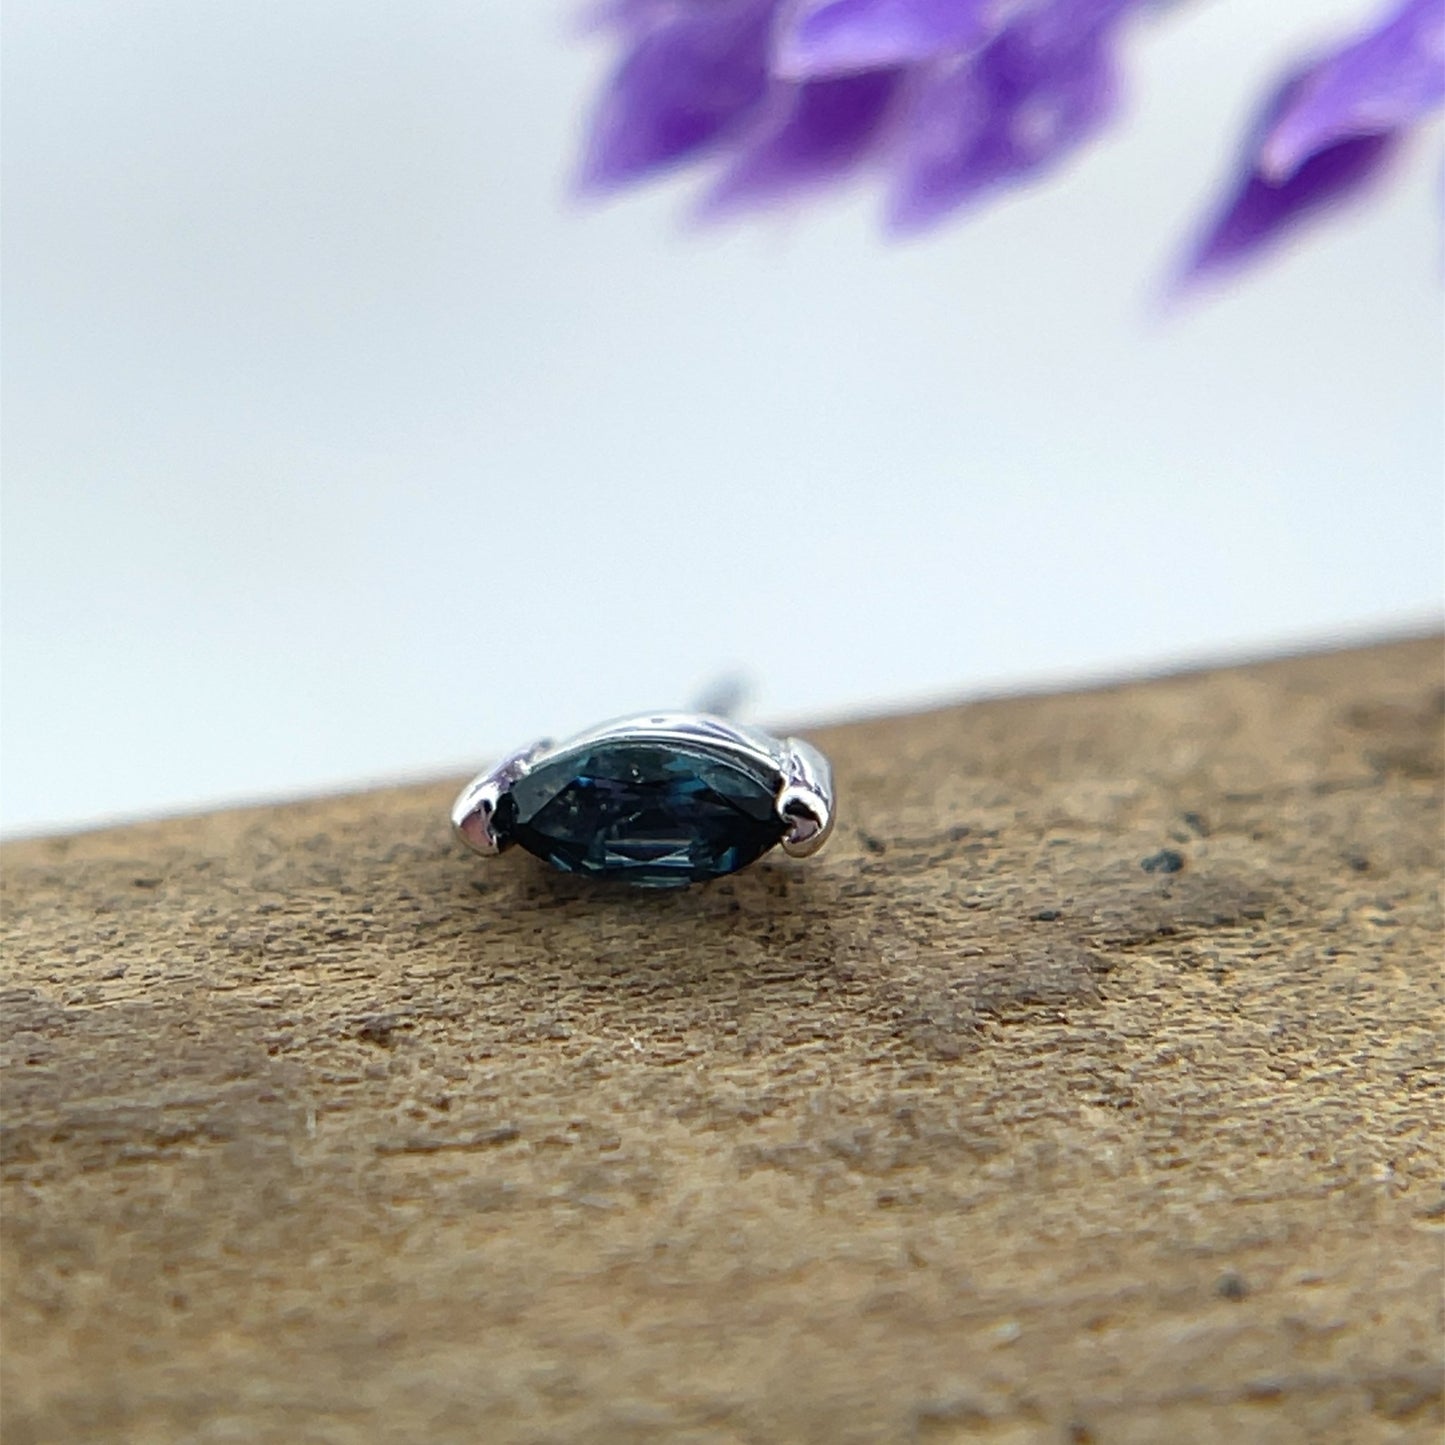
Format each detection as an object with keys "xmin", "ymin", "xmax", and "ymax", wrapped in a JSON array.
[{"xmin": 494, "ymin": 740, "xmax": 785, "ymax": 887}]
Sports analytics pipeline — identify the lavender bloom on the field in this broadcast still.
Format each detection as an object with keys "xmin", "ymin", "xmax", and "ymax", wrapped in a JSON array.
[
  {"xmin": 581, "ymin": 0, "xmax": 1142, "ymax": 228},
  {"xmin": 579, "ymin": 0, "xmax": 777, "ymax": 192},
  {"xmin": 579, "ymin": 0, "xmax": 1444, "ymax": 287},
  {"xmin": 773, "ymin": 0, "xmax": 996, "ymax": 78},
  {"xmin": 1262, "ymin": 0, "xmax": 1444, "ymax": 181},
  {"xmin": 1181, "ymin": 0, "xmax": 1444, "ymax": 286},
  {"xmin": 884, "ymin": 0, "xmax": 1132, "ymax": 231}
]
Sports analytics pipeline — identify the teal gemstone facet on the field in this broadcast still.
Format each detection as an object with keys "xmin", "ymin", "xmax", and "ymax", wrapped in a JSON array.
[{"xmin": 495, "ymin": 740, "xmax": 785, "ymax": 887}]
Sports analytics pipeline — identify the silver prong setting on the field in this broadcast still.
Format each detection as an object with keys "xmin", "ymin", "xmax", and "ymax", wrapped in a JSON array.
[
  {"xmin": 451, "ymin": 740, "xmax": 550, "ymax": 857},
  {"xmin": 777, "ymin": 736, "xmax": 834, "ymax": 859}
]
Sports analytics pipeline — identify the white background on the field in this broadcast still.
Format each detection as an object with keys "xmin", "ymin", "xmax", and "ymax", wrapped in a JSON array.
[{"xmin": 3, "ymin": 0, "xmax": 1441, "ymax": 836}]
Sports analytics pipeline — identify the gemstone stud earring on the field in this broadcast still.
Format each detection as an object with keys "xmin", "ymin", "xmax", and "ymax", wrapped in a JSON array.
[{"xmin": 451, "ymin": 713, "xmax": 834, "ymax": 888}]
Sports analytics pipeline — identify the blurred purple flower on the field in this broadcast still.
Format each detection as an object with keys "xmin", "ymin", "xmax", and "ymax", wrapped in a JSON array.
[
  {"xmin": 579, "ymin": 0, "xmax": 777, "ymax": 192},
  {"xmin": 884, "ymin": 0, "xmax": 1133, "ymax": 231},
  {"xmin": 774, "ymin": 0, "xmax": 996, "ymax": 78},
  {"xmin": 1262, "ymin": 0, "xmax": 1443, "ymax": 180},
  {"xmin": 580, "ymin": 0, "xmax": 1142, "ymax": 228},
  {"xmin": 578, "ymin": 0, "xmax": 1444, "ymax": 287},
  {"xmin": 1180, "ymin": 0, "xmax": 1444, "ymax": 287}
]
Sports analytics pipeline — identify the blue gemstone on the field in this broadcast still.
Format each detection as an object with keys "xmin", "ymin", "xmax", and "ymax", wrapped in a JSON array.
[{"xmin": 495, "ymin": 739, "xmax": 785, "ymax": 887}]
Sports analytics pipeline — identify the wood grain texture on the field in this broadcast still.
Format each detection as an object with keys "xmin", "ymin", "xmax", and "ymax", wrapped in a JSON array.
[{"xmin": 2, "ymin": 637, "xmax": 1442, "ymax": 1445}]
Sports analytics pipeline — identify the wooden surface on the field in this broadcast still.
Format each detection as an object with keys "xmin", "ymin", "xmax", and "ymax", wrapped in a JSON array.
[{"xmin": 2, "ymin": 637, "xmax": 1442, "ymax": 1444}]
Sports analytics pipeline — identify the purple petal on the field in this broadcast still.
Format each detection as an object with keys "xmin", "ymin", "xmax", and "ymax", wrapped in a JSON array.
[
  {"xmin": 1261, "ymin": 0, "xmax": 1445, "ymax": 180},
  {"xmin": 579, "ymin": 0, "xmax": 779, "ymax": 191},
  {"xmin": 1177, "ymin": 50, "xmax": 1418, "ymax": 289},
  {"xmin": 1014, "ymin": 0, "xmax": 1138, "ymax": 48},
  {"xmin": 775, "ymin": 0, "xmax": 994, "ymax": 79},
  {"xmin": 700, "ymin": 69, "xmax": 905, "ymax": 214},
  {"xmin": 887, "ymin": 11, "xmax": 1123, "ymax": 230},
  {"xmin": 1181, "ymin": 129, "xmax": 1400, "ymax": 286}
]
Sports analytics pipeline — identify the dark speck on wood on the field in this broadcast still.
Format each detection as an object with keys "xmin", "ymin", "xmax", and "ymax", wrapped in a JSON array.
[{"xmin": 1141, "ymin": 849, "xmax": 1186, "ymax": 874}]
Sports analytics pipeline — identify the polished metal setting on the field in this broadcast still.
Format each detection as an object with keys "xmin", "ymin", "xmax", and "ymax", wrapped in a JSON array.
[
  {"xmin": 451, "ymin": 712, "xmax": 836, "ymax": 878},
  {"xmin": 450, "ymin": 739, "xmax": 550, "ymax": 856},
  {"xmin": 777, "ymin": 735, "xmax": 834, "ymax": 858}
]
